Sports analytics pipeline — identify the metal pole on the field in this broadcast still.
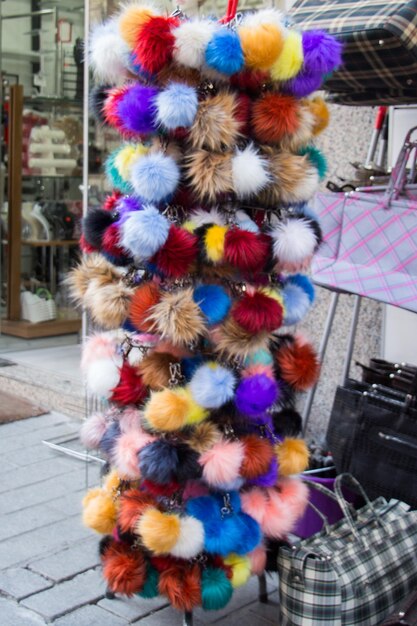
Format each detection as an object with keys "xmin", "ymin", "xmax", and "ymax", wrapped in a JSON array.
[
  {"xmin": 258, "ymin": 573, "xmax": 268, "ymax": 603},
  {"xmin": 340, "ymin": 295, "xmax": 361, "ymax": 385},
  {"xmin": 81, "ymin": 0, "xmax": 90, "ymax": 345},
  {"xmin": 183, "ymin": 611, "xmax": 193, "ymax": 626},
  {"xmin": 302, "ymin": 291, "xmax": 340, "ymax": 433}
]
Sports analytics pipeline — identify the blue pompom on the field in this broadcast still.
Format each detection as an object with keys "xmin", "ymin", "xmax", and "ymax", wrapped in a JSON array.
[
  {"xmin": 298, "ymin": 145, "xmax": 328, "ymax": 180},
  {"xmin": 205, "ymin": 29, "xmax": 244, "ymax": 76},
  {"xmin": 193, "ymin": 284, "xmax": 231, "ymax": 325},
  {"xmin": 189, "ymin": 362, "xmax": 236, "ymax": 409},
  {"xmin": 287, "ymin": 274, "xmax": 315, "ymax": 303},
  {"xmin": 130, "ymin": 152, "xmax": 180, "ymax": 202},
  {"xmin": 120, "ymin": 206, "xmax": 170, "ymax": 259},
  {"xmin": 282, "ymin": 283, "xmax": 311, "ymax": 326},
  {"xmin": 156, "ymin": 82, "xmax": 198, "ymax": 130},
  {"xmin": 105, "ymin": 150, "xmax": 132, "ymax": 194},
  {"xmin": 201, "ymin": 568, "xmax": 233, "ymax": 611},
  {"xmin": 139, "ymin": 440, "xmax": 179, "ymax": 484},
  {"xmin": 99, "ymin": 421, "xmax": 121, "ymax": 455},
  {"xmin": 233, "ymin": 512, "xmax": 262, "ymax": 555}
]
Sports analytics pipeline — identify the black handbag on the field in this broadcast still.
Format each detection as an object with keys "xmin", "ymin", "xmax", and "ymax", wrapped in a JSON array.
[
  {"xmin": 289, "ymin": 0, "xmax": 417, "ymax": 105},
  {"xmin": 326, "ymin": 377, "xmax": 417, "ymax": 508},
  {"xmin": 379, "ymin": 588, "xmax": 417, "ymax": 625}
]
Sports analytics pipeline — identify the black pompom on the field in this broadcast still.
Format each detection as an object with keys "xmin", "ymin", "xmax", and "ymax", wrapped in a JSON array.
[
  {"xmin": 82, "ymin": 208, "xmax": 117, "ymax": 248},
  {"xmin": 272, "ymin": 407, "xmax": 302, "ymax": 437},
  {"xmin": 98, "ymin": 535, "xmax": 113, "ymax": 557},
  {"xmin": 89, "ymin": 85, "xmax": 111, "ymax": 123},
  {"xmin": 175, "ymin": 444, "xmax": 202, "ymax": 482},
  {"xmin": 139, "ymin": 440, "xmax": 179, "ymax": 484}
]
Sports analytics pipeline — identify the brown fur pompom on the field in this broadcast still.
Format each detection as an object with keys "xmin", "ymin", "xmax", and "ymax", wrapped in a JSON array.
[
  {"xmin": 279, "ymin": 105, "xmax": 315, "ymax": 152},
  {"xmin": 213, "ymin": 318, "xmax": 271, "ymax": 360},
  {"xmin": 158, "ymin": 563, "xmax": 201, "ymax": 611},
  {"xmin": 102, "ymin": 540, "xmax": 146, "ymax": 596},
  {"xmin": 189, "ymin": 92, "xmax": 241, "ymax": 151},
  {"xmin": 66, "ymin": 254, "xmax": 119, "ymax": 304},
  {"xmin": 252, "ymin": 93, "xmax": 300, "ymax": 145},
  {"xmin": 84, "ymin": 280, "xmax": 133, "ymax": 329},
  {"xmin": 157, "ymin": 63, "xmax": 201, "ymax": 87},
  {"xmin": 129, "ymin": 282, "xmax": 161, "ymax": 333},
  {"xmin": 240, "ymin": 435, "xmax": 274, "ymax": 479},
  {"xmin": 276, "ymin": 335, "xmax": 320, "ymax": 391},
  {"xmin": 259, "ymin": 150, "xmax": 315, "ymax": 207},
  {"xmin": 147, "ymin": 288, "xmax": 206, "ymax": 346},
  {"xmin": 137, "ymin": 351, "xmax": 177, "ymax": 390},
  {"xmin": 185, "ymin": 150, "xmax": 233, "ymax": 203},
  {"xmin": 187, "ymin": 421, "xmax": 222, "ymax": 454}
]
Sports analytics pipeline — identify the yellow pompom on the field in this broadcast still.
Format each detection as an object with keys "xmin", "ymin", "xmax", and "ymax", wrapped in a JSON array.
[
  {"xmin": 103, "ymin": 469, "xmax": 121, "ymax": 493},
  {"xmin": 275, "ymin": 438, "xmax": 309, "ymax": 476},
  {"xmin": 239, "ymin": 23, "xmax": 284, "ymax": 71},
  {"xmin": 183, "ymin": 388, "xmax": 209, "ymax": 426},
  {"xmin": 137, "ymin": 508, "xmax": 181, "ymax": 554},
  {"xmin": 118, "ymin": 5, "xmax": 154, "ymax": 48},
  {"xmin": 82, "ymin": 488, "xmax": 118, "ymax": 534},
  {"xmin": 204, "ymin": 225, "xmax": 228, "ymax": 263},
  {"xmin": 270, "ymin": 30, "xmax": 303, "ymax": 81},
  {"xmin": 144, "ymin": 387, "xmax": 190, "ymax": 431},
  {"xmin": 115, "ymin": 144, "xmax": 148, "ymax": 180},
  {"xmin": 308, "ymin": 96, "xmax": 330, "ymax": 136},
  {"xmin": 224, "ymin": 554, "xmax": 251, "ymax": 588}
]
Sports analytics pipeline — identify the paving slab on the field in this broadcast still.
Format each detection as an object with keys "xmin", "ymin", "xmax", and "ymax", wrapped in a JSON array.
[
  {"xmin": 132, "ymin": 606, "xmax": 205, "ymax": 626},
  {"xmin": 54, "ymin": 604, "xmax": 129, "ymax": 626},
  {"xmin": 0, "ymin": 567, "xmax": 52, "ymax": 600},
  {"xmin": 248, "ymin": 591, "xmax": 280, "ymax": 625},
  {"xmin": 0, "ymin": 456, "xmax": 81, "ymax": 494},
  {"xmin": 20, "ymin": 567, "xmax": 105, "ymax": 621},
  {"xmin": 98, "ymin": 595, "xmax": 168, "ymax": 621},
  {"xmin": 0, "ymin": 502, "xmax": 67, "ymax": 542},
  {"xmin": 29, "ymin": 537, "xmax": 100, "ymax": 582},
  {"xmin": 0, "ymin": 413, "xmax": 72, "ymax": 438},
  {"xmin": 0, "ymin": 423, "xmax": 79, "ymax": 454},
  {"xmin": 0, "ymin": 596, "xmax": 46, "ymax": 626},
  {"xmin": 215, "ymin": 604, "xmax": 275, "ymax": 625}
]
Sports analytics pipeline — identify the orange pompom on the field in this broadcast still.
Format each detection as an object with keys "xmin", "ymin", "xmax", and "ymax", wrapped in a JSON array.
[
  {"xmin": 239, "ymin": 24, "xmax": 284, "ymax": 71},
  {"xmin": 159, "ymin": 563, "xmax": 201, "ymax": 611},
  {"xmin": 102, "ymin": 540, "xmax": 146, "ymax": 596},
  {"xmin": 308, "ymin": 96, "xmax": 330, "ymax": 136},
  {"xmin": 119, "ymin": 5, "xmax": 154, "ymax": 48},
  {"xmin": 118, "ymin": 489, "xmax": 156, "ymax": 534},
  {"xmin": 129, "ymin": 282, "xmax": 161, "ymax": 332},
  {"xmin": 252, "ymin": 93, "xmax": 300, "ymax": 144},
  {"xmin": 275, "ymin": 438, "xmax": 309, "ymax": 476},
  {"xmin": 240, "ymin": 435, "xmax": 274, "ymax": 479},
  {"xmin": 276, "ymin": 336, "xmax": 320, "ymax": 391}
]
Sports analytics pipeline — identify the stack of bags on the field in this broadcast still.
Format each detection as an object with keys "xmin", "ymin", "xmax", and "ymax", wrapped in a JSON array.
[{"xmin": 70, "ymin": 2, "xmax": 341, "ymax": 613}]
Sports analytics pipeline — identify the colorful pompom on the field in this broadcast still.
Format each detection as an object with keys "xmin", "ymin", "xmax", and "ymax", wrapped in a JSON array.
[
  {"xmin": 152, "ymin": 225, "xmax": 199, "ymax": 278},
  {"xmin": 231, "ymin": 144, "xmax": 270, "ymax": 198},
  {"xmin": 232, "ymin": 290, "xmax": 283, "ymax": 334},
  {"xmin": 199, "ymin": 439, "xmax": 245, "ymax": 488},
  {"xmin": 205, "ymin": 29, "xmax": 244, "ymax": 76},
  {"xmin": 146, "ymin": 288, "xmax": 205, "ymax": 346},
  {"xmin": 137, "ymin": 508, "xmax": 181, "ymax": 554},
  {"xmin": 118, "ymin": 4, "xmax": 154, "ymax": 48},
  {"xmin": 201, "ymin": 568, "xmax": 233, "ymax": 611},
  {"xmin": 102, "ymin": 539, "xmax": 146, "ymax": 596},
  {"xmin": 120, "ymin": 206, "xmax": 170, "ymax": 260},
  {"xmin": 282, "ymin": 281, "xmax": 311, "ymax": 326},
  {"xmin": 270, "ymin": 30, "xmax": 303, "ymax": 81},
  {"xmin": 117, "ymin": 84, "xmax": 158, "ymax": 135},
  {"xmin": 133, "ymin": 15, "xmax": 179, "ymax": 74},
  {"xmin": 252, "ymin": 93, "xmax": 300, "ymax": 144},
  {"xmin": 298, "ymin": 145, "xmax": 328, "ymax": 180},
  {"xmin": 235, "ymin": 374, "xmax": 279, "ymax": 417},
  {"xmin": 170, "ymin": 515, "xmax": 205, "ymax": 559},
  {"xmin": 240, "ymin": 435, "xmax": 274, "ymax": 479},
  {"xmin": 302, "ymin": 30, "xmax": 342, "ymax": 75},
  {"xmin": 189, "ymin": 362, "xmax": 236, "ymax": 409},
  {"xmin": 131, "ymin": 152, "xmax": 180, "ymax": 203},
  {"xmin": 276, "ymin": 335, "xmax": 320, "ymax": 391},
  {"xmin": 224, "ymin": 229, "xmax": 270, "ymax": 273},
  {"xmin": 82, "ymin": 487, "xmax": 118, "ymax": 534},
  {"xmin": 144, "ymin": 387, "xmax": 190, "ymax": 431},
  {"xmin": 204, "ymin": 224, "xmax": 228, "ymax": 263},
  {"xmin": 155, "ymin": 82, "xmax": 198, "ymax": 130},
  {"xmin": 238, "ymin": 23, "xmax": 284, "ymax": 71},
  {"xmin": 193, "ymin": 284, "xmax": 231, "ymax": 325},
  {"xmin": 275, "ymin": 438, "xmax": 310, "ymax": 475},
  {"xmin": 173, "ymin": 20, "xmax": 217, "ymax": 70},
  {"xmin": 271, "ymin": 216, "xmax": 320, "ymax": 271},
  {"xmin": 129, "ymin": 282, "xmax": 161, "ymax": 333}
]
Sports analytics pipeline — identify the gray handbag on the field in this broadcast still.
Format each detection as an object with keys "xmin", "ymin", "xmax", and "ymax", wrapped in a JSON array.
[{"xmin": 278, "ymin": 474, "xmax": 417, "ymax": 626}]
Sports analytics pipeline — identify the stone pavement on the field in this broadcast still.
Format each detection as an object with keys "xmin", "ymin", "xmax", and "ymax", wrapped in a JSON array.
[{"xmin": 0, "ymin": 412, "xmax": 280, "ymax": 625}]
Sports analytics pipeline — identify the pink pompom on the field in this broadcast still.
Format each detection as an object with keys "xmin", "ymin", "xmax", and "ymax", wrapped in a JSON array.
[
  {"xmin": 81, "ymin": 334, "xmax": 117, "ymax": 369},
  {"xmin": 241, "ymin": 364, "xmax": 275, "ymax": 379},
  {"xmin": 199, "ymin": 439, "xmax": 244, "ymax": 488},
  {"xmin": 248, "ymin": 544, "xmax": 267, "ymax": 575},
  {"xmin": 277, "ymin": 477, "xmax": 309, "ymax": 519},
  {"xmin": 112, "ymin": 430, "xmax": 156, "ymax": 480},
  {"xmin": 240, "ymin": 488, "xmax": 268, "ymax": 525},
  {"xmin": 80, "ymin": 413, "xmax": 107, "ymax": 449},
  {"xmin": 119, "ymin": 408, "xmax": 143, "ymax": 433}
]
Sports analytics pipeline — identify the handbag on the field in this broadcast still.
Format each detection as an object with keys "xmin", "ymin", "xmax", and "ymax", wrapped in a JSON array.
[
  {"xmin": 278, "ymin": 474, "xmax": 417, "ymax": 626},
  {"xmin": 289, "ymin": 0, "xmax": 417, "ymax": 105},
  {"xmin": 312, "ymin": 126, "xmax": 417, "ymax": 313},
  {"xmin": 20, "ymin": 288, "xmax": 57, "ymax": 323},
  {"xmin": 378, "ymin": 589, "xmax": 417, "ymax": 625},
  {"xmin": 311, "ymin": 192, "xmax": 349, "ymax": 273},
  {"xmin": 326, "ymin": 376, "xmax": 417, "ymax": 507}
]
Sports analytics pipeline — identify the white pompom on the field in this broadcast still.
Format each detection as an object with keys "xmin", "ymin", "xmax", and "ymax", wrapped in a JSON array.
[
  {"xmin": 86, "ymin": 356, "xmax": 122, "ymax": 398},
  {"xmin": 232, "ymin": 144, "xmax": 270, "ymax": 198},
  {"xmin": 170, "ymin": 516, "xmax": 205, "ymax": 559},
  {"xmin": 89, "ymin": 19, "xmax": 129, "ymax": 84},
  {"xmin": 173, "ymin": 20, "xmax": 217, "ymax": 69},
  {"xmin": 271, "ymin": 217, "xmax": 318, "ymax": 266},
  {"xmin": 242, "ymin": 8, "xmax": 286, "ymax": 30}
]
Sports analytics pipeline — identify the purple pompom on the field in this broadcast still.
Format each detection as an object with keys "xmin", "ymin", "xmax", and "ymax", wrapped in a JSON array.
[
  {"xmin": 283, "ymin": 69, "xmax": 324, "ymax": 98},
  {"xmin": 247, "ymin": 457, "xmax": 278, "ymax": 488},
  {"xmin": 302, "ymin": 30, "xmax": 343, "ymax": 75},
  {"xmin": 117, "ymin": 83, "xmax": 158, "ymax": 135},
  {"xmin": 235, "ymin": 374, "xmax": 279, "ymax": 417}
]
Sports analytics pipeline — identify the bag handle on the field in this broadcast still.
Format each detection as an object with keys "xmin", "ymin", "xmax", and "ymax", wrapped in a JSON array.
[
  {"xmin": 301, "ymin": 477, "xmax": 358, "ymax": 531},
  {"xmin": 334, "ymin": 474, "xmax": 389, "ymax": 537},
  {"xmin": 383, "ymin": 125, "xmax": 417, "ymax": 208}
]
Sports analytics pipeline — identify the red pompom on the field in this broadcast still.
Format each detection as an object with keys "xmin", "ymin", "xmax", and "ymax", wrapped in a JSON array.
[
  {"xmin": 129, "ymin": 282, "xmax": 161, "ymax": 332},
  {"xmin": 79, "ymin": 233, "xmax": 97, "ymax": 253},
  {"xmin": 152, "ymin": 225, "xmax": 198, "ymax": 278},
  {"xmin": 111, "ymin": 361, "xmax": 147, "ymax": 406},
  {"xmin": 141, "ymin": 479, "xmax": 181, "ymax": 498},
  {"xmin": 230, "ymin": 69, "xmax": 269, "ymax": 95},
  {"xmin": 224, "ymin": 228, "xmax": 270, "ymax": 273},
  {"xmin": 240, "ymin": 435, "xmax": 275, "ymax": 479},
  {"xmin": 102, "ymin": 224, "xmax": 126, "ymax": 258},
  {"xmin": 276, "ymin": 336, "xmax": 320, "ymax": 391},
  {"xmin": 118, "ymin": 489, "xmax": 156, "ymax": 534},
  {"xmin": 232, "ymin": 290, "xmax": 283, "ymax": 334},
  {"xmin": 151, "ymin": 555, "xmax": 179, "ymax": 573},
  {"xmin": 252, "ymin": 93, "xmax": 300, "ymax": 144},
  {"xmin": 104, "ymin": 191, "xmax": 122, "ymax": 211},
  {"xmin": 235, "ymin": 94, "xmax": 252, "ymax": 136},
  {"xmin": 133, "ymin": 16, "xmax": 179, "ymax": 74},
  {"xmin": 158, "ymin": 563, "xmax": 201, "ymax": 611},
  {"xmin": 103, "ymin": 87, "xmax": 126, "ymax": 130},
  {"xmin": 102, "ymin": 540, "xmax": 146, "ymax": 596}
]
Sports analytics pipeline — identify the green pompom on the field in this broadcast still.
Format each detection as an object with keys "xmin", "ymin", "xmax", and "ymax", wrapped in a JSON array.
[
  {"xmin": 137, "ymin": 564, "xmax": 159, "ymax": 599},
  {"xmin": 299, "ymin": 145, "xmax": 328, "ymax": 181},
  {"xmin": 201, "ymin": 567, "xmax": 233, "ymax": 611},
  {"xmin": 105, "ymin": 149, "xmax": 133, "ymax": 194}
]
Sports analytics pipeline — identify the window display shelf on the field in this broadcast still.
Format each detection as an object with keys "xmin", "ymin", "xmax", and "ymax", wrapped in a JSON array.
[{"xmin": 1, "ymin": 318, "xmax": 81, "ymax": 339}]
